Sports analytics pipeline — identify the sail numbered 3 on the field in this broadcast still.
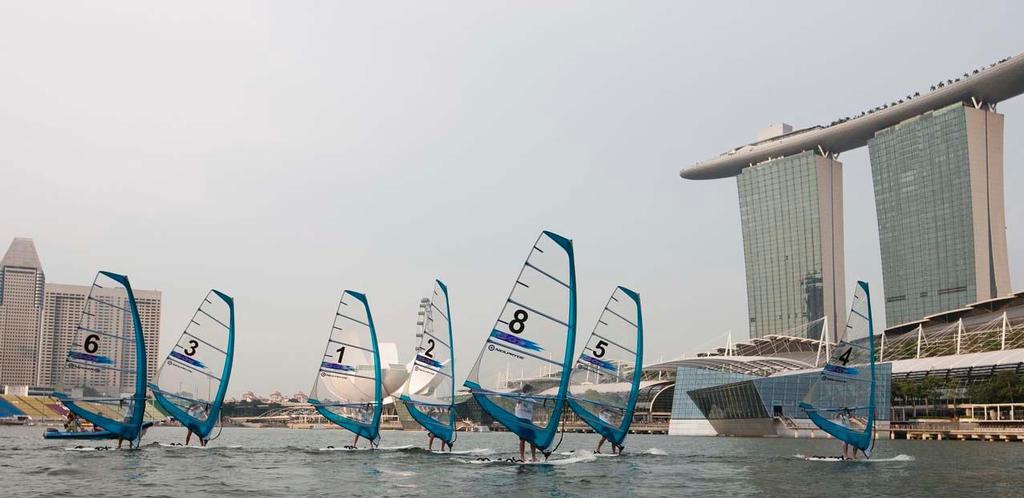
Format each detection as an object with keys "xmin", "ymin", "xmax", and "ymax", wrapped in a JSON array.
[{"xmin": 151, "ymin": 289, "xmax": 236, "ymax": 441}]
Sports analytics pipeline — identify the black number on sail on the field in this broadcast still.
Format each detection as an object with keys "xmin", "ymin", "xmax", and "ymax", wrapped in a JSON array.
[
  {"xmin": 593, "ymin": 340, "xmax": 608, "ymax": 358},
  {"xmin": 84, "ymin": 334, "xmax": 100, "ymax": 354},
  {"xmin": 509, "ymin": 309, "xmax": 529, "ymax": 334},
  {"xmin": 336, "ymin": 347, "xmax": 346, "ymax": 363},
  {"xmin": 425, "ymin": 338, "xmax": 435, "ymax": 358},
  {"xmin": 836, "ymin": 347, "xmax": 853, "ymax": 365},
  {"xmin": 184, "ymin": 339, "xmax": 199, "ymax": 356}
]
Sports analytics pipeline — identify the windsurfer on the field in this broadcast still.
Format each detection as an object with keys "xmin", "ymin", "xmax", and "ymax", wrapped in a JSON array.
[
  {"xmin": 185, "ymin": 402, "xmax": 210, "ymax": 446},
  {"xmin": 515, "ymin": 384, "xmax": 538, "ymax": 462},
  {"xmin": 64, "ymin": 410, "xmax": 82, "ymax": 433},
  {"xmin": 595, "ymin": 407, "xmax": 621, "ymax": 454}
]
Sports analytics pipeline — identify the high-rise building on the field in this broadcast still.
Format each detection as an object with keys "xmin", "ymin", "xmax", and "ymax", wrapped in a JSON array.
[
  {"xmin": 682, "ymin": 54, "xmax": 1023, "ymax": 337},
  {"xmin": 38, "ymin": 283, "xmax": 161, "ymax": 391},
  {"xmin": 0, "ymin": 238, "xmax": 45, "ymax": 386},
  {"xmin": 36, "ymin": 284, "xmax": 85, "ymax": 388},
  {"xmin": 0, "ymin": 237, "xmax": 162, "ymax": 390},
  {"xmin": 869, "ymin": 103, "xmax": 1010, "ymax": 326},
  {"xmin": 737, "ymin": 150, "xmax": 845, "ymax": 340}
]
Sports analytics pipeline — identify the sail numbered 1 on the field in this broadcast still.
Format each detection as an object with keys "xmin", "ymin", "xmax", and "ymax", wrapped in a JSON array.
[
  {"xmin": 151, "ymin": 289, "xmax": 236, "ymax": 442},
  {"xmin": 399, "ymin": 280, "xmax": 457, "ymax": 445},
  {"xmin": 567, "ymin": 286, "xmax": 643, "ymax": 449},
  {"xmin": 49, "ymin": 271, "xmax": 149, "ymax": 446},
  {"xmin": 309, "ymin": 290, "xmax": 383, "ymax": 444},
  {"xmin": 799, "ymin": 280, "xmax": 877, "ymax": 458},
  {"xmin": 464, "ymin": 230, "xmax": 577, "ymax": 453}
]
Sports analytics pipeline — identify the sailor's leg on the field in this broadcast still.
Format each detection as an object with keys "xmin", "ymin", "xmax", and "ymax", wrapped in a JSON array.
[
  {"xmin": 519, "ymin": 438, "xmax": 526, "ymax": 462},
  {"xmin": 596, "ymin": 436, "xmax": 606, "ymax": 454}
]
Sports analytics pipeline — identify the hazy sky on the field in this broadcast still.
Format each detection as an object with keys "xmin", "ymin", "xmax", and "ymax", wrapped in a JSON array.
[{"xmin": 2, "ymin": 1, "xmax": 1023, "ymax": 397}]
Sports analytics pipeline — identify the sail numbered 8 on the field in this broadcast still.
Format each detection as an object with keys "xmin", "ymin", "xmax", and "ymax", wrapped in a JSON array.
[
  {"xmin": 465, "ymin": 230, "xmax": 577, "ymax": 452},
  {"xmin": 309, "ymin": 290, "xmax": 383, "ymax": 444},
  {"xmin": 800, "ymin": 280, "xmax": 877, "ymax": 458},
  {"xmin": 567, "ymin": 286, "xmax": 643, "ymax": 448},
  {"xmin": 399, "ymin": 280, "xmax": 456, "ymax": 445},
  {"xmin": 151, "ymin": 290, "xmax": 235, "ymax": 441},
  {"xmin": 51, "ymin": 271, "xmax": 148, "ymax": 445}
]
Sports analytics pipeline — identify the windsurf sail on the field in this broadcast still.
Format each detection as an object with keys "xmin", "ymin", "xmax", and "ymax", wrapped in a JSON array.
[
  {"xmin": 567, "ymin": 286, "xmax": 643, "ymax": 448},
  {"xmin": 800, "ymin": 280, "xmax": 877, "ymax": 457},
  {"xmin": 309, "ymin": 290, "xmax": 383, "ymax": 444},
  {"xmin": 464, "ymin": 230, "xmax": 576, "ymax": 453},
  {"xmin": 151, "ymin": 290, "xmax": 235, "ymax": 441},
  {"xmin": 50, "ymin": 271, "xmax": 148, "ymax": 445},
  {"xmin": 399, "ymin": 280, "xmax": 456, "ymax": 445}
]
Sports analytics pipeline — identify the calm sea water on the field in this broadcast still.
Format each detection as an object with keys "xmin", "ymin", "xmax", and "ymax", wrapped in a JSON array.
[{"xmin": 2, "ymin": 426, "xmax": 1023, "ymax": 497}]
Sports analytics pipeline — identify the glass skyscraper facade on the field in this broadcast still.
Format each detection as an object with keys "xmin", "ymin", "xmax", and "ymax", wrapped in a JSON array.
[
  {"xmin": 672, "ymin": 365, "xmax": 892, "ymax": 423},
  {"xmin": 869, "ymin": 104, "xmax": 1011, "ymax": 327},
  {"xmin": 737, "ymin": 151, "xmax": 845, "ymax": 340}
]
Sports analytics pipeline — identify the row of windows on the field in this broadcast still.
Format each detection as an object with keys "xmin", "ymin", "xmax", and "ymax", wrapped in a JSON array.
[{"xmin": 869, "ymin": 104, "xmax": 980, "ymax": 326}]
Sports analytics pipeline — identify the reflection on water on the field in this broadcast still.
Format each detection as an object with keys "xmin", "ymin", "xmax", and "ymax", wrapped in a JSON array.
[{"xmin": 2, "ymin": 426, "xmax": 1023, "ymax": 497}]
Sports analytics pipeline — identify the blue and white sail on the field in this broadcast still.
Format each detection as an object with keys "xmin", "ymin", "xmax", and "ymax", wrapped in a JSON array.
[
  {"xmin": 567, "ymin": 286, "xmax": 643, "ymax": 448},
  {"xmin": 464, "ymin": 231, "xmax": 576, "ymax": 453},
  {"xmin": 800, "ymin": 280, "xmax": 877, "ymax": 457},
  {"xmin": 48, "ymin": 271, "xmax": 148, "ymax": 445},
  {"xmin": 151, "ymin": 290, "xmax": 235, "ymax": 441},
  {"xmin": 399, "ymin": 280, "xmax": 456, "ymax": 445},
  {"xmin": 309, "ymin": 290, "xmax": 383, "ymax": 444}
]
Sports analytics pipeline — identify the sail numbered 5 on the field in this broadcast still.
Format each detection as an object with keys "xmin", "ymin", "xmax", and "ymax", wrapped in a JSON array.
[{"xmin": 567, "ymin": 286, "xmax": 643, "ymax": 448}]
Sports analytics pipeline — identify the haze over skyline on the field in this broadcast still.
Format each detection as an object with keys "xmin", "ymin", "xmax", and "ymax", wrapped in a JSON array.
[{"xmin": 2, "ymin": 1, "xmax": 1023, "ymax": 397}]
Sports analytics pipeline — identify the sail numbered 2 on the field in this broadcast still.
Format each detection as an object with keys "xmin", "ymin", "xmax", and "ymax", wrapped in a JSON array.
[
  {"xmin": 151, "ymin": 289, "xmax": 236, "ymax": 441},
  {"xmin": 800, "ymin": 280, "xmax": 877, "ymax": 458},
  {"xmin": 309, "ymin": 290, "xmax": 383, "ymax": 444},
  {"xmin": 399, "ymin": 280, "xmax": 456, "ymax": 445},
  {"xmin": 464, "ymin": 230, "xmax": 577, "ymax": 452},
  {"xmin": 567, "ymin": 286, "xmax": 643, "ymax": 448}
]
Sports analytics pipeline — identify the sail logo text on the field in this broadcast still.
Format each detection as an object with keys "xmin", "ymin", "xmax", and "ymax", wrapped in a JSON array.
[{"xmin": 488, "ymin": 343, "xmax": 524, "ymax": 360}]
